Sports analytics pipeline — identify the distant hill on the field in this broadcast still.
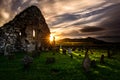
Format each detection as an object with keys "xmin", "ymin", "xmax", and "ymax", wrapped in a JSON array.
[{"xmin": 59, "ymin": 37, "xmax": 107, "ymax": 44}]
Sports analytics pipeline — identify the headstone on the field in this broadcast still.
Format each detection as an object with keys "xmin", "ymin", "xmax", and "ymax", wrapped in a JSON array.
[
  {"xmin": 100, "ymin": 54, "xmax": 105, "ymax": 64},
  {"xmin": 91, "ymin": 60, "xmax": 97, "ymax": 68},
  {"xmin": 68, "ymin": 48, "xmax": 73, "ymax": 59},
  {"xmin": 78, "ymin": 48, "xmax": 81, "ymax": 51},
  {"xmin": 62, "ymin": 48, "xmax": 66, "ymax": 55},
  {"xmin": 72, "ymin": 48, "xmax": 76, "ymax": 51},
  {"xmin": 68, "ymin": 48, "xmax": 72, "ymax": 54},
  {"xmin": 82, "ymin": 49, "xmax": 91, "ymax": 72},
  {"xmin": 22, "ymin": 55, "xmax": 33, "ymax": 71},
  {"xmin": 107, "ymin": 49, "xmax": 111, "ymax": 58}
]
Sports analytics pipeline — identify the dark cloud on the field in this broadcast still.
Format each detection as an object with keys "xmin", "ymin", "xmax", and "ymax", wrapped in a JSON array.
[
  {"xmin": 51, "ymin": 3, "xmax": 120, "ymax": 27},
  {"xmin": 0, "ymin": 0, "xmax": 4, "ymax": 5},
  {"xmin": 99, "ymin": 3, "xmax": 120, "ymax": 29},
  {"xmin": 72, "ymin": 14, "xmax": 105, "ymax": 26},
  {"xmin": 80, "ymin": 26, "xmax": 105, "ymax": 33},
  {"xmin": 96, "ymin": 3, "xmax": 120, "ymax": 42},
  {"xmin": 72, "ymin": 3, "xmax": 120, "ymax": 26},
  {"xmin": 97, "ymin": 36, "xmax": 120, "ymax": 42},
  {"xmin": 51, "ymin": 13, "xmax": 80, "ymax": 26},
  {"xmin": 0, "ymin": 0, "xmax": 39, "ymax": 26},
  {"xmin": 11, "ymin": 0, "xmax": 23, "ymax": 11},
  {"xmin": 97, "ymin": 36, "xmax": 120, "ymax": 38}
]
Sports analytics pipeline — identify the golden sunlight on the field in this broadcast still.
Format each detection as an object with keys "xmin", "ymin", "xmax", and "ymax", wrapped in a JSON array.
[
  {"xmin": 50, "ymin": 34, "xmax": 54, "ymax": 41},
  {"xmin": 50, "ymin": 34, "xmax": 61, "ymax": 42},
  {"xmin": 1, "ymin": 11, "xmax": 10, "ymax": 19}
]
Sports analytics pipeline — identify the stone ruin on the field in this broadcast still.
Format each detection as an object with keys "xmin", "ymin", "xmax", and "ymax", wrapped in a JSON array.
[{"xmin": 0, "ymin": 6, "xmax": 50, "ymax": 55}]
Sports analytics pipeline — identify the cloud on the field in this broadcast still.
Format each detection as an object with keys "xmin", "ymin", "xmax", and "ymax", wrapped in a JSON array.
[
  {"xmin": 0, "ymin": 0, "xmax": 120, "ymax": 42},
  {"xmin": 95, "ymin": 3, "xmax": 120, "ymax": 42},
  {"xmin": 50, "ymin": 3, "xmax": 119, "ymax": 28},
  {"xmin": 80, "ymin": 26, "xmax": 105, "ymax": 33},
  {"xmin": 98, "ymin": 3, "xmax": 120, "ymax": 29},
  {"xmin": 97, "ymin": 36, "xmax": 120, "ymax": 42}
]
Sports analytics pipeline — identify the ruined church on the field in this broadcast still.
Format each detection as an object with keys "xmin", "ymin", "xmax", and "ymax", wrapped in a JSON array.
[{"xmin": 0, "ymin": 6, "xmax": 50, "ymax": 55}]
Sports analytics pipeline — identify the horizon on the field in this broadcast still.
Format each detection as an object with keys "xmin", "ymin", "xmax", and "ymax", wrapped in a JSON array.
[{"xmin": 0, "ymin": 0, "xmax": 120, "ymax": 42}]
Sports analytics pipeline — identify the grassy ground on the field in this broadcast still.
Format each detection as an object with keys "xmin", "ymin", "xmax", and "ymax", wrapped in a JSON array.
[{"xmin": 0, "ymin": 49, "xmax": 120, "ymax": 80}]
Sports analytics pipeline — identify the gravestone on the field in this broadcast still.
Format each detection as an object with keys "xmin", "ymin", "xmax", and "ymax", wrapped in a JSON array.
[
  {"xmin": 68, "ymin": 48, "xmax": 73, "ymax": 59},
  {"xmin": 100, "ymin": 54, "xmax": 105, "ymax": 64},
  {"xmin": 91, "ymin": 60, "xmax": 97, "ymax": 68},
  {"xmin": 62, "ymin": 48, "xmax": 66, "ymax": 55},
  {"xmin": 107, "ymin": 49, "xmax": 111, "ymax": 58},
  {"xmin": 82, "ymin": 49, "xmax": 91, "ymax": 72},
  {"xmin": 22, "ymin": 55, "xmax": 33, "ymax": 71}
]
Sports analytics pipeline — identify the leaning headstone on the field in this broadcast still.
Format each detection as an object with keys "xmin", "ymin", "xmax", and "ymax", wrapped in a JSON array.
[
  {"xmin": 22, "ymin": 55, "xmax": 33, "ymax": 71},
  {"xmin": 100, "ymin": 54, "xmax": 105, "ymax": 64},
  {"xmin": 82, "ymin": 49, "xmax": 91, "ymax": 72}
]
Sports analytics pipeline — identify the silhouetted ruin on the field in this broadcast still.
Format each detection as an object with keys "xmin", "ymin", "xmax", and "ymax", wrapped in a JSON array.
[{"xmin": 0, "ymin": 6, "xmax": 50, "ymax": 55}]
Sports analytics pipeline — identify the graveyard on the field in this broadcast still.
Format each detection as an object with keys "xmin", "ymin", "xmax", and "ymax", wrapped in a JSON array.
[
  {"xmin": 0, "ymin": 48, "xmax": 120, "ymax": 80},
  {"xmin": 0, "ymin": 3, "xmax": 120, "ymax": 80}
]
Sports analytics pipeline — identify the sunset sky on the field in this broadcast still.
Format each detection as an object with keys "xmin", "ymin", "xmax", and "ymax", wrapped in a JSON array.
[{"xmin": 0, "ymin": 0, "xmax": 120, "ymax": 42}]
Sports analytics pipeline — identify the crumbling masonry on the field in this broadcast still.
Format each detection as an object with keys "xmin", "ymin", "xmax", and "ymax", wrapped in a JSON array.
[{"xmin": 0, "ymin": 6, "xmax": 50, "ymax": 55}]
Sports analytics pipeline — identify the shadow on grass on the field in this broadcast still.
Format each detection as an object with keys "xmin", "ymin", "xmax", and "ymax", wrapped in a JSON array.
[{"xmin": 84, "ymin": 60, "xmax": 120, "ymax": 80}]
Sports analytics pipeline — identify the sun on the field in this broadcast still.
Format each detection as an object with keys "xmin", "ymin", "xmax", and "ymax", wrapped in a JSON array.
[
  {"xmin": 50, "ymin": 34, "xmax": 54, "ymax": 41},
  {"xmin": 49, "ymin": 34, "xmax": 61, "ymax": 42}
]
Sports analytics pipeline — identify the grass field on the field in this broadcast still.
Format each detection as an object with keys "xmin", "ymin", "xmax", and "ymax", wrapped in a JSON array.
[{"xmin": 0, "ymin": 49, "xmax": 120, "ymax": 80}]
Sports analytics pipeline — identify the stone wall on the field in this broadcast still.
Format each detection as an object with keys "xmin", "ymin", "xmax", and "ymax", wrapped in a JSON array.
[{"xmin": 0, "ymin": 6, "xmax": 50, "ymax": 55}]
